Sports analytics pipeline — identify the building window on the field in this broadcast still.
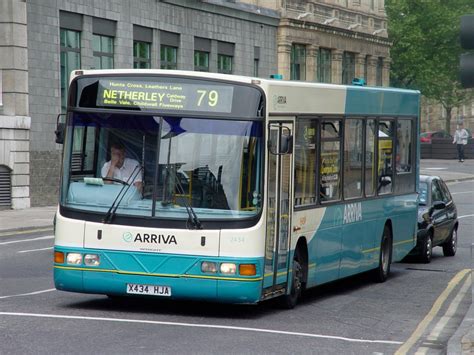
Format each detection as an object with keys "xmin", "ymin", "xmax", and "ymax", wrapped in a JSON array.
[
  {"xmin": 218, "ymin": 41, "xmax": 235, "ymax": 74},
  {"xmin": 344, "ymin": 119, "xmax": 363, "ymax": 199},
  {"xmin": 254, "ymin": 59, "xmax": 259, "ymax": 77},
  {"xmin": 133, "ymin": 25, "xmax": 152, "ymax": 69},
  {"xmin": 60, "ymin": 28, "xmax": 81, "ymax": 113},
  {"xmin": 317, "ymin": 48, "xmax": 332, "ymax": 83},
  {"xmin": 376, "ymin": 57, "xmax": 383, "ymax": 86},
  {"xmin": 0, "ymin": 165, "xmax": 12, "ymax": 210},
  {"xmin": 294, "ymin": 119, "xmax": 317, "ymax": 206},
  {"xmin": 291, "ymin": 44, "xmax": 306, "ymax": 80},
  {"xmin": 194, "ymin": 51, "xmax": 209, "ymax": 72},
  {"xmin": 93, "ymin": 34, "xmax": 114, "ymax": 69},
  {"xmin": 342, "ymin": 51, "xmax": 356, "ymax": 85},
  {"xmin": 161, "ymin": 45, "xmax": 178, "ymax": 69},
  {"xmin": 218, "ymin": 54, "xmax": 233, "ymax": 74},
  {"xmin": 133, "ymin": 41, "xmax": 151, "ymax": 69},
  {"xmin": 194, "ymin": 37, "xmax": 211, "ymax": 72}
]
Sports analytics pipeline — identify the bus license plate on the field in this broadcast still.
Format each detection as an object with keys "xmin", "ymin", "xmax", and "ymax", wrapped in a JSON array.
[{"xmin": 126, "ymin": 283, "xmax": 171, "ymax": 297}]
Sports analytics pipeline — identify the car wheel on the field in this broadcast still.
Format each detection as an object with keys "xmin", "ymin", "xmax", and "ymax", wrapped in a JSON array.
[
  {"xmin": 373, "ymin": 225, "xmax": 392, "ymax": 283},
  {"xmin": 280, "ymin": 249, "xmax": 304, "ymax": 309},
  {"xmin": 443, "ymin": 228, "xmax": 457, "ymax": 257},
  {"xmin": 419, "ymin": 233, "xmax": 433, "ymax": 263}
]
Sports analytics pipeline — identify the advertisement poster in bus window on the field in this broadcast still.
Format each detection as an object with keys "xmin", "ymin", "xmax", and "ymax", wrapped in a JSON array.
[
  {"xmin": 96, "ymin": 79, "xmax": 234, "ymax": 113},
  {"xmin": 320, "ymin": 142, "xmax": 340, "ymax": 200}
]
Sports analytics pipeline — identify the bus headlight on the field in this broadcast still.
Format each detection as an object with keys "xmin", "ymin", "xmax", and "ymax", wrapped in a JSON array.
[
  {"xmin": 201, "ymin": 261, "xmax": 217, "ymax": 273},
  {"xmin": 84, "ymin": 254, "xmax": 100, "ymax": 266},
  {"xmin": 66, "ymin": 253, "xmax": 82, "ymax": 265},
  {"xmin": 220, "ymin": 263, "xmax": 237, "ymax": 275}
]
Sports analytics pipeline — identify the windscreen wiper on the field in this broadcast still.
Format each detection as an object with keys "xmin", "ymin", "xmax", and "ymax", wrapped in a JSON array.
[
  {"xmin": 103, "ymin": 165, "xmax": 142, "ymax": 224},
  {"xmin": 163, "ymin": 168, "xmax": 202, "ymax": 230}
]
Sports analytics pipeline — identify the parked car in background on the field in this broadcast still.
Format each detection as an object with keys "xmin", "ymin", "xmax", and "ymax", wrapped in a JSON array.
[
  {"xmin": 411, "ymin": 175, "xmax": 458, "ymax": 263},
  {"xmin": 420, "ymin": 130, "xmax": 452, "ymax": 143}
]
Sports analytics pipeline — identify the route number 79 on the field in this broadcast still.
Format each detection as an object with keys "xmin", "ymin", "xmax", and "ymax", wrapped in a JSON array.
[{"xmin": 197, "ymin": 90, "xmax": 219, "ymax": 107}]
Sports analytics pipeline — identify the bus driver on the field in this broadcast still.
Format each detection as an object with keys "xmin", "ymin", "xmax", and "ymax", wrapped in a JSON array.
[{"xmin": 101, "ymin": 142, "xmax": 143, "ymax": 192}]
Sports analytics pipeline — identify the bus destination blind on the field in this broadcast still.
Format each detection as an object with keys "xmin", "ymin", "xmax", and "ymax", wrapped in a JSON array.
[{"xmin": 96, "ymin": 79, "xmax": 234, "ymax": 113}]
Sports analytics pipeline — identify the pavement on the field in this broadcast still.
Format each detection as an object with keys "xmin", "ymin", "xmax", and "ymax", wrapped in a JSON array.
[{"xmin": 0, "ymin": 158, "xmax": 472, "ymax": 352}]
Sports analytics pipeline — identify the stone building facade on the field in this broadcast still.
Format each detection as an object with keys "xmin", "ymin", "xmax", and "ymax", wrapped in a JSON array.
[
  {"xmin": 242, "ymin": 0, "xmax": 391, "ymax": 85},
  {"xmin": 1, "ymin": 0, "xmax": 392, "ymax": 209},
  {"xmin": 0, "ymin": 0, "xmax": 279, "ymax": 208},
  {"xmin": 0, "ymin": 1, "xmax": 31, "ymax": 210}
]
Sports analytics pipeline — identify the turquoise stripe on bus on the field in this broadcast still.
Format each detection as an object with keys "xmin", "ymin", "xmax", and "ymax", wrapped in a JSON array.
[{"xmin": 345, "ymin": 87, "xmax": 420, "ymax": 116}]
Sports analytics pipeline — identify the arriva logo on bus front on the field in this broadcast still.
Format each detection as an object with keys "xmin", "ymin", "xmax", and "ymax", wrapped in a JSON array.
[
  {"xmin": 343, "ymin": 202, "xmax": 362, "ymax": 225},
  {"xmin": 123, "ymin": 232, "xmax": 177, "ymax": 245}
]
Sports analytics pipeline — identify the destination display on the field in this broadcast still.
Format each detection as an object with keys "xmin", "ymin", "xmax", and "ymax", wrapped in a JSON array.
[{"xmin": 96, "ymin": 79, "xmax": 234, "ymax": 113}]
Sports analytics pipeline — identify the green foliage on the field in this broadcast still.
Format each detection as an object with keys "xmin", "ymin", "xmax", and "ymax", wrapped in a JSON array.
[{"xmin": 386, "ymin": 0, "xmax": 474, "ymax": 130}]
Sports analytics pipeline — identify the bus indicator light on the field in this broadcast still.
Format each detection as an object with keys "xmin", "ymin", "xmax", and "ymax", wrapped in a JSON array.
[
  {"xmin": 54, "ymin": 251, "xmax": 64, "ymax": 264},
  {"xmin": 239, "ymin": 264, "xmax": 256, "ymax": 276}
]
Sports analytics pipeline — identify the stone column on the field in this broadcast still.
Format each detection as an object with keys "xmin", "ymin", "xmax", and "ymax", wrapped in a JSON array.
[
  {"xmin": 0, "ymin": 0, "xmax": 31, "ymax": 209},
  {"xmin": 355, "ymin": 53, "xmax": 366, "ymax": 82},
  {"xmin": 331, "ymin": 49, "xmax": 343, "ymax": 84},
  {"xmin": 367, "ymin": 56, "xmax": 378, "ymax": 86},
  {"xmin": 382, "ymin": 57, "xmax": 391, "ymax": 87},
  {"xmin": 277, "ymin": 40, "xmax": 292, "ymax": 80},
  {"xmin": 306, "ymin": 45, "xmax": 318, "ymax": 82}
]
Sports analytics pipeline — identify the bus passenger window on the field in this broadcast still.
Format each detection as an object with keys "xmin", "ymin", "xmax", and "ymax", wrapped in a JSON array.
[
  {"xmin": 377, "ymin": 120, "xmax": 394, "ymax": 194},
  {"xmin": 344, "ymin": 119, "xmax": 363, "ymax": 199},
  {"xmin": 294, "ymin": 119, "xmax": 317, "ymax": 206},
  {"xmin": 320, "ymin": 120, "xmax": 341, "ymax": 202},
  {"xmin": 365, "ymin": 119, "xmax": 376, "ymax": 196}
]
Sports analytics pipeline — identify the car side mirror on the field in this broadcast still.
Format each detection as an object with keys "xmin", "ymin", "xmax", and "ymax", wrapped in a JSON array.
[{"xmin": 429, "ymin": 201, "xmax": 446, "ymax": 215}]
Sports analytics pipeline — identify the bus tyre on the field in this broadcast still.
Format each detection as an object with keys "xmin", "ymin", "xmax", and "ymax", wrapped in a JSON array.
[
  {"xmin": 374, "ymin": 225, "xmax": 392, "ymax": 283},
  {"xmin": 419, "ymin": 232, "xmax": 433, "ymax": 264},
  {"xmin": 442, "ymin": 227, "xmax": 457, "ymax": 257},
  {"xmin": 280, "ymin": 250, "xmax": 304, "ymax": 309}
]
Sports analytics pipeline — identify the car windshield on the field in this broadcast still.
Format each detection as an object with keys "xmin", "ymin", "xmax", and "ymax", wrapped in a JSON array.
[
  {"xmin": 419, "ymin": 181, "xmax": 428, "ymax": 205},
  {"xmin": 61, "ymin": 112, "xmax": 263, "ymax": 220}
]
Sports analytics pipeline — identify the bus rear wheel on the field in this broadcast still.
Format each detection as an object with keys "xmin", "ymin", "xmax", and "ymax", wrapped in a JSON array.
[{"xmin": 373, "ymin": 225, "xmax": 392, "ymax": 283}]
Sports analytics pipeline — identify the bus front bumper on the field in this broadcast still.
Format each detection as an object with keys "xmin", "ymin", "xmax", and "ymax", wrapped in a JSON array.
[{"xmin": 54, "ymin": 247, "xmax": 263, "ymax": 304}]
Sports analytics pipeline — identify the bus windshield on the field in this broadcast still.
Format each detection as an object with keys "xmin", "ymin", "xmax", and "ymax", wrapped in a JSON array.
[{"xmin": 62, "ymin": 112, "xmax": 263, "ymax": 220}]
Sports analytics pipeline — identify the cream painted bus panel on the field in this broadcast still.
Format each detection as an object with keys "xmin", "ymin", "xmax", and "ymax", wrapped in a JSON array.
[{"xmin": 55, "ymin": 212, "xmax": 86, "ymax": 248}]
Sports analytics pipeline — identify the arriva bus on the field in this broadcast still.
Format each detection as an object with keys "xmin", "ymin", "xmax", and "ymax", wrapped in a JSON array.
[{"xmin": 54, "ymin": 69, "xmax": 420, "ymax": 308}]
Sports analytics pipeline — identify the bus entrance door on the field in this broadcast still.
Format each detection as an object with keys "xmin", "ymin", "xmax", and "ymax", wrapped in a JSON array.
[{"xmin": 263, "ymin": 120, "xmax": 294, "ymax": 298}]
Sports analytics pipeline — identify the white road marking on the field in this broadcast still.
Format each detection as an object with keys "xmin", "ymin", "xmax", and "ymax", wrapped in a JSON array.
[
  {"xmin": 458, "ymin": 214, "xmax": 474, "ymax": 219},
  {"xmin": 0, "ymin": 289, "xmax": 56, "ymax": 300},
  {"xmin": 424, "ymin": 168, "xmax": 447, "ymax": 170},
  {"xmin": 0, "ymin": 235, "xmax": 53, "ymax": 246},
  {"xmin": 0, "ymin": 311, "xmax": 403, "ymax": 345},
  {"xmin": 450, "ymin": 191, "xmax": 474, "ymax": 195},
  {"xmin": 18, "ymin": 247, "xmax": 53, "ymax": 254}
]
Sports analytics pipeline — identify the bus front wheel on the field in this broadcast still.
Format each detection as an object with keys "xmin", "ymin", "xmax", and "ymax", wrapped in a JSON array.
[
  {"xmin": 280, "ymin": 248, "xmax": 304, "ymax": 309},
  {"xmin": 374, "ymin": 225, "xmax": 392, "ymax": 283}
]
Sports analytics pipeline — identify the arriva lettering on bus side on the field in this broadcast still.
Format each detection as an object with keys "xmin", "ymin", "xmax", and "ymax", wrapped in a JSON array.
[{"xmin": 53, "ymin": 69, "xmax": 420, "ymax": 308}]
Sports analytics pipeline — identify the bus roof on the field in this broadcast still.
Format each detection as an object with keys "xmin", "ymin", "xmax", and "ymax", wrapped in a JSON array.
[{"xmin": 71, "ymin": 69, "xmax": 420, "ymax": 117}]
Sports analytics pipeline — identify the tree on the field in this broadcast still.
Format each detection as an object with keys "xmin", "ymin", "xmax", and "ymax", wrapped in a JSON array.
[{"xmin": 386, "ymin": 0, "xmax": 474, "ymax": 132}]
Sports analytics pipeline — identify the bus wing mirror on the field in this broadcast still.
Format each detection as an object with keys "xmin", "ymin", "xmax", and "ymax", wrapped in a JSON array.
[
  {"xmin": 55, "ymin": 113, "xmax": 66, "ymax": 144},
  {"xmin": 280, "ymin": 133, "xmax": 293, "ymax": 154}
]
